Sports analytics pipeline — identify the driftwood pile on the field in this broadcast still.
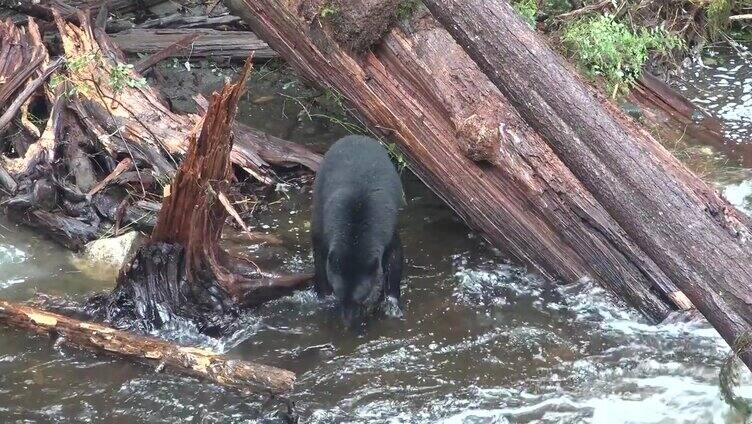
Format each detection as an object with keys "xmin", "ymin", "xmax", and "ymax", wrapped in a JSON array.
[{"xmin": 0, "ymin": 1, "xmax": 321, "ymax": 396}]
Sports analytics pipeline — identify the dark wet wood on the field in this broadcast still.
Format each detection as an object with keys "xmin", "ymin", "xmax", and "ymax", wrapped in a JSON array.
[
  {"xmin": 0, "ymin": 163, "xmax": 17, "ymax": 194},
  {"xmin": 227, "ymin": 0, "xmax": 688, "ymax": 320},
  {"xmin": 0, "ymin": 298, "xmax": 295, "ymax": 394},
  {"xmin": 0, "ymin": 58, "xmax": 63, "ymax": 133},
  {"xmin": 423, "ymin": 0, "xmax": 752, "ymax": 370}
]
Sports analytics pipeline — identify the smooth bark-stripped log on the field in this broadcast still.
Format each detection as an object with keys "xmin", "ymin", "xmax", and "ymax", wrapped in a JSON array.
[
  {"xmin": 423, "ymin": 0, "xmax": 752, "ymax": 369},
  {"xmin": 110, "ymin": 29, "xmax": 277, "ymax": 60},
  {"xmin": 0, "ymin": 299, "xmax": 295, "ymax": 394},
  {"xmin": 133, "ymin": 33, "xmax": 200, "ymax": 74},
  {"xmin": 227, "ymin": 0, "xmax": 687, "ymax": 319}
]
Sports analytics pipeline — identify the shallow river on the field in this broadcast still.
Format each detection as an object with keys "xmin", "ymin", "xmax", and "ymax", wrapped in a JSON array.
[{"xmin": 1, "ymin": 50, "xmax": 752, "ymax": 423}]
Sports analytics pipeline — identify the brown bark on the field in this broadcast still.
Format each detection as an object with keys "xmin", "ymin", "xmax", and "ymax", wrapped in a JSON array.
[
  {"xmin": 150, "ymin": 59, "xmax": 250, "ymax": 284},
  {"xmin": 226, "ymin": 0, "xmax": 689, "ymax": 319},
  {"xmin": 422, "ymin": 0, "xmax": 752, "ymax": 369},
  {"xmin": 0, "ymin": 299, "xmax": 295, "ymax": 394},
  {"xmin": 110, "ymin": 29, "xmax": 277, "ymax": 60}
]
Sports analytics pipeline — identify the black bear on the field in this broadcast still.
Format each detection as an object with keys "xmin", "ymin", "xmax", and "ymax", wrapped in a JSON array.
[{"xmin": 311, "ymin": 135, "xmax": 404, "ymax": 322}]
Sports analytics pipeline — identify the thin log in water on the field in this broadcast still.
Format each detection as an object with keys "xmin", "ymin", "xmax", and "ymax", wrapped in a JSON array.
[{"xmin": 0, "ymin": 299, "xmax": 295, "ymax": 394}]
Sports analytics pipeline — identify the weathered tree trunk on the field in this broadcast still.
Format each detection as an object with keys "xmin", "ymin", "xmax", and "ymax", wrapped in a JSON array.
[
  {"xmin": 422, "ymin": 0, "xmax": 752, "ymax": 369},
  {"xmin": 226, "ymin": 0, "xmax": 693, "ymax": 320},
  {"xmin": 105, "ymin": 59, "xmax": 312, "ymax": 335},
  {"xmin": 0, "ymin": 299, "xmax": 295, "ymax": 394}
]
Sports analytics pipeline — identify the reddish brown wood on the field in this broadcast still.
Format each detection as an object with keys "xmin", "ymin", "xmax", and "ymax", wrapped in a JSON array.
[
  {"xmin": 226, "ymin": 0, "xmax": 689, "ymax": 319},
  {"xmin": 151, "ymin": 59, "xmax": 251, "ymax": 286},
  {"xmin": 423, "ymin": 0, "xmax": 752, "ymax": 369}
]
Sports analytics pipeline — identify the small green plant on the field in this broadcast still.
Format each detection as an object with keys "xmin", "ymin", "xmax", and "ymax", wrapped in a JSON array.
[
  {"xmin": 47, "ymin": 74, "xmax": 64, "ymax": 91},
  {"xmin": 108, "ymin": 63, "xmax": 147, "ymax": 93},
  {"xmin": 66, "ymin": 51, "xmax": 98, "ymax": 72},
  {"xmin": 561, "ymin": 14, "xmax": 683, "ymax": 95},
  {"xmin": 513, "ymin": 0, "xmax": 538, "ymax": 28},
  {"xmin": 384, "ymin": 142, "xmax": 408, "ymax": 171},
  {"xmin": 396, "ymin": 0, "xmax": 421, "ymax": 21},
  {"xmin": 320, "ymin": 4, "xmax": 339, "ymax": 18}
]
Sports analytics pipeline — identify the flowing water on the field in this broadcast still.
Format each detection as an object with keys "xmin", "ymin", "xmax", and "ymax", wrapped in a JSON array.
[{"xmin": 2, "ymin": 52, "xmax": 752, "ymax": 423}]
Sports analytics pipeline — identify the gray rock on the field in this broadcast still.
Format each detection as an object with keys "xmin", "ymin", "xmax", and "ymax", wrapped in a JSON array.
[{"xmin": 82, "ymin": 231, "xmax": 145, "ymax": 270}]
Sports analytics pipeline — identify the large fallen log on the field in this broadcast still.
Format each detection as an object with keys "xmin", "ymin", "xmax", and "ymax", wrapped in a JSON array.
[
  {"xmin": 422, "ymin": 0, "xmax": 752, "ymax": 369},
  {"xmin": 227, "ymin": 0, "xmax": 690, "ymax": 319},
  {"xmin": 110, "ymin": 28, "xmax": 277, "ymax": 60},
  {"xmin": 0, "ymin": 299, "xmax": 295, "ymax": 394}
]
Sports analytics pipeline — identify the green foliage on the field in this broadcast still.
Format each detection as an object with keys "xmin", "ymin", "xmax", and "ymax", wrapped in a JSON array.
[
  {"xmin": 108, "ymin": 63, "xmax": 147, "ymax": 93},
  {"xmin": 396, "ymin": 0, "xmax": 421, "ymax": 21},
  {"xmin": 320, "ymin": 4, "xmax": 339, "ymax": 18},
  {"xmin": 705, "ymin": 0, "xmax": 732, "ymax": 40},
  {"xmin": 561, "ymin": 14, "xmax": 683, "ymax": 95},
  {"xmin": 47, "ymin": 74, "xmax": 64, "ymax": 91},
  {"xmin": 66, "ymin": 51, "xmax": 98, "ymax": 72},
  {"xmin": 513, "ymin": 0, "xmax": 538, "ymax": 28},
  {"xmin": 384, "ymin": 142, "xmax": 408, "ymax": 172}
]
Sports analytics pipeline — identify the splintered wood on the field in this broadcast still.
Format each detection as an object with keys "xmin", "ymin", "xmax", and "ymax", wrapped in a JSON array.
[{"xmin": 151, "ymin": 59, "xmax": 252, "ymax": 284}]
